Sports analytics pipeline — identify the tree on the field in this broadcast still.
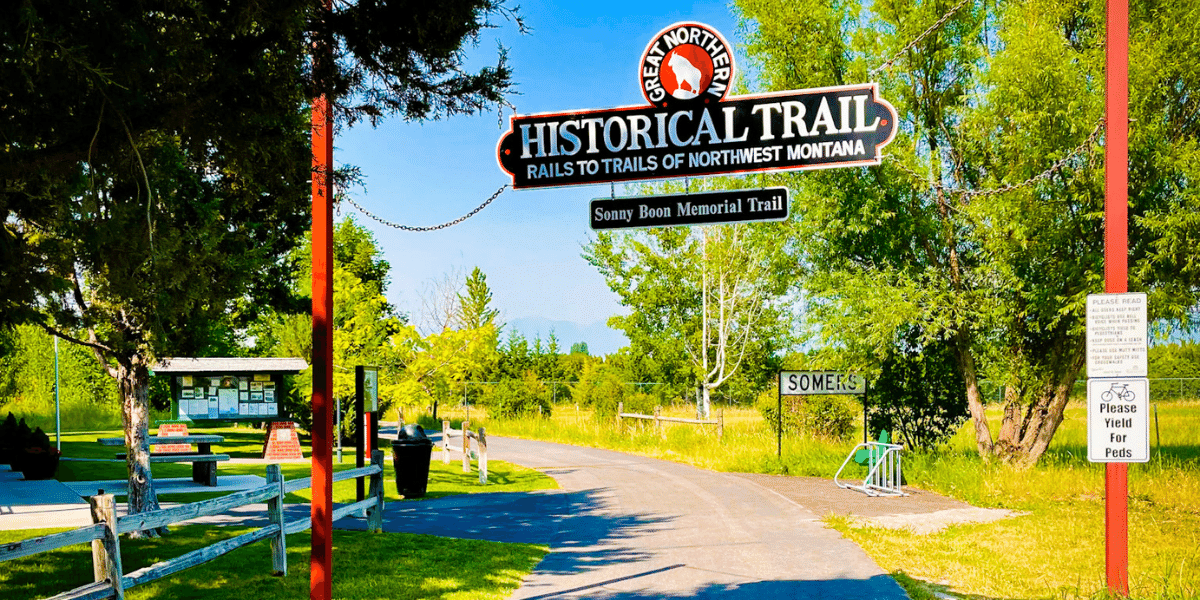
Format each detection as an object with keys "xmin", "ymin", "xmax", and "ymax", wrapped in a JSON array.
[
  {"xmin": 737, "ymin": 0, "xmax": 1200, "ymax": 465},
  {"xmin": 586, "ymin": 182, "xmax": 801, "ymax": 417},
  {"xmin": 456, "ymin": 266, "xmax": 501, "ymax": 330},
  {"xmin": 870, "ymin": 329, "xmax": 969, "ymax": 450},
  {"xmin": 2, "ymin": 0, "xmax": 521, "ymax": 527}
]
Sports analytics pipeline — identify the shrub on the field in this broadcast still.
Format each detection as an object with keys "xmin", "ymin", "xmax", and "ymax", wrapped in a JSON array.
[
  {"xmin": 800, "ymin": 395, "xmax": 856, "ymax": 440},
  {"xmin": 0, "ymin": 412, "xmax": 19, "ymax": 465},
  {"xmin": 622, "ymin": 392, "xmax": 657, "ymax": 416},
  {"xmin": 482, "ymin": 373, "xmax": 552, "ymax": 419},
  {"xmin": 756, "ymin": 389, "xmax": 856, "ymax": 441},
  {"xmin": 18, "ymin": 426, "xmax": 60, "ymax": 480},
  {"xmin": 573, "ymin": 362, "xmax": 628, "ymax": 418},
  {"xmin": 870, "ymin": 332, "xmax": 968, "ymax": 450}
]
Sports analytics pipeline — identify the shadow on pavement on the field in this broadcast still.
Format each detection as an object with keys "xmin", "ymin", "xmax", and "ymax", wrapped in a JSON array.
[
  {"xmin": 519, "ymin": 573, "xmax": 907, "ymax": 600},
  {"xmin": 333, "ymin": 487, "xmax": 674, "ymax": 577}
]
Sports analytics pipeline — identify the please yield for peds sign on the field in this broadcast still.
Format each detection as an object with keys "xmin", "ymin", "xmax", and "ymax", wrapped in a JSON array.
[{"xmin": 496, "ymin": 22, "xmax": 898, "ymax": 189}]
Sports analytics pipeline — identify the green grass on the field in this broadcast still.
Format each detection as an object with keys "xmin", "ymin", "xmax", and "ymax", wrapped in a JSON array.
[
  {"xmin": 51, "ymin": 427, "xmax": 557, "ymax": 504},
  {"xmin": 0, "ymin": 525, "xmax": 547, "ymax": 600},
  {"xmin": 446, "ymin": 401, "xmax": 1200, "ymax": 600}
]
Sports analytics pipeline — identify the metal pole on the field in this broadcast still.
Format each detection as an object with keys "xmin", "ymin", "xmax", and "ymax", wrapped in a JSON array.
[
  {"xmin": 1154, "ymin": 404, "xmax": 1160, "ymax": 456},
  {"xmin": 54, "ymin": 335, "xmax": 61, "ymax": 451},
  {"xmin": 776, "ymin": 383, "xmax": 782, "ymax": 459},
  {"xmin": 355, "ymin": 369, "xmax": 365, "ymax": 503},
  {"xmin": 310, "ymin": 21, "xmax": 335, "ymax": 598},
  {"xmin": 1105, "ymin": 0, "xmax": 1130, "ymax": 593},
  {"xmin": 863, "ymin": 385, "xmax": 869, "ymax": 444}
]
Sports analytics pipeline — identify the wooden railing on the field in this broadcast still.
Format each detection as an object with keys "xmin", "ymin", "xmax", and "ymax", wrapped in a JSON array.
[
  {"xmin": 616, "ymin": 403, "xmax": 724, "ymax": 440},
  {"xmin": 440, "ymin": 420, "xmax": 488, "ymax": 484},
  {"xmin": 0, "ymin": 451, "xmax": 385, "ymax": 600}
]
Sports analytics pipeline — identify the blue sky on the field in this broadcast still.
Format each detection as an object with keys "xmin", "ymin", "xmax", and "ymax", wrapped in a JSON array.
[{"xmin": 332, "ymin": 1, "xmax": 744, "ymax": 354}]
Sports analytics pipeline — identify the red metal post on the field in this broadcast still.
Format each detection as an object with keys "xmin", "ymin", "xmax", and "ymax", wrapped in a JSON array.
[
  {"xmin": 310, "ymin": 93, "xmax": 335, "ymax": 600},
  {"xmin": 364, "ymin": 412, "xmax": 372, "ymax": 456},
  {"xmin": 1105, "ymin": 0, "xmax": 1130, "ymax": 594}
]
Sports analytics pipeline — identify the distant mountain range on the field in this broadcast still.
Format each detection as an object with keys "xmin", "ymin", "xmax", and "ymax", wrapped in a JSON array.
[{"xmin": 504, "ymin": 317, "xmax": 629, "ymax": 356}]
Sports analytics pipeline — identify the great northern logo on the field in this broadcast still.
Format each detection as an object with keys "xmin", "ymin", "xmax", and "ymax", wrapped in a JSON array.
[{"xmin": 640, "ymin": 22, "xmax": 732, "ymax": 106}]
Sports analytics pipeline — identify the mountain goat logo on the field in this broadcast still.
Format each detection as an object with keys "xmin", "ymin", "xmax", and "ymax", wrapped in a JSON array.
[{"xmin": 667, "ymin": 53, "xmax": 703, "ymax": 99}]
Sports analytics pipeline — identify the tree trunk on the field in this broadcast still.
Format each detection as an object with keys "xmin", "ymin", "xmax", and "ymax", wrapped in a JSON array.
[
  {"xmin": 995, "ymin": 385, "xmax": 1027, "ymax": 455},
  {"xmin": 1012, "ymin": 372, "xmax": 1077, "ymax": 467},
  {"xmin": 952, "ymin": 331, "xmax": 995, "ymax": 457},
  {"xmin": 117, "ymin": 356, "xmax": 166, "ymax": 538},
  {"xmin": 701, "ymin": 384, "xmax": 712, "ymax": 419},
  {"xmin": 995, "ymin": 347, "xmax": 1086, "ymax": 468}
]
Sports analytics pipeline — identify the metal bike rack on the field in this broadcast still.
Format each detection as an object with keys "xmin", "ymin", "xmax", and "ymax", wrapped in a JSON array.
[{"xmin": 835, "ymin": 441, "xmax": 907, "ymax": 497}]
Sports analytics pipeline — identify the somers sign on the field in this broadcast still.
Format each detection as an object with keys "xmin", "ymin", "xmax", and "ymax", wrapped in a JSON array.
[
  {"xmin": 779, "ymin": 371, "xmax": 866, "ymax": 395},
  {"xmin": 497, "ymin": 22, "xmax": 897, "ymax": 190}
]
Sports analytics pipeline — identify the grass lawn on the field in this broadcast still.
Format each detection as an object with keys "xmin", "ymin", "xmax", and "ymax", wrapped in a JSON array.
[
  {"xmin": 455, "ymin": 401, "xmax": 1200, "ymax": 600},
  {"xmin": 3, "ymin": 426, "xmax": 556, "ymax": 600},
  {"xmin": 0, "ymin": 525, "xmax": 547, "ymax": 600},
  {"xmin": 52, "ymin": 427, "xmax": 556, "ymax": 504}
]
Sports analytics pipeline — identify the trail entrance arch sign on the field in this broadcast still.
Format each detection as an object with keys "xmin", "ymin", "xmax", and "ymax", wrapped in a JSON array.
[{"xmin": 496, "ymin": 22, "xmax": 898, "ymax": 190}]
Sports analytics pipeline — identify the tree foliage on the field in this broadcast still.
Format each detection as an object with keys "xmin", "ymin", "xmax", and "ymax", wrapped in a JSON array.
[
  {"xmin": 737, "ymin": 0, "xmax": 1200, "ymax": 465},
  {"xmin": 870, "ymin": 330, "xmax": 968, "ymax": 450},
  {"xmin": 2, "ymin": 0, "xmax": 521, "ymax": 523},
  {"xmin": 585, "ymin": 180, "xmax": 801, "ymax": 414}
]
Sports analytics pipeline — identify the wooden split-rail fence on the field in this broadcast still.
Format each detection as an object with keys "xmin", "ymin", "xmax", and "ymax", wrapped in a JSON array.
[
  {"xmin": 0, "ymin": 451, "xmax": 386, "ymax": 600},
  {"xmin": 616, "ymin": 402, "xmax": 725, "ymax": 440},
  {"xmin": 440, "ymin": 420, "xmax": 489, "ymax": 484}
]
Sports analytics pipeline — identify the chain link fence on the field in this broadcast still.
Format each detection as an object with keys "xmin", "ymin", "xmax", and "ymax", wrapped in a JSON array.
[{"xmin": 980, "ymin": 378, "xmax": 1200, "ymax": 403}]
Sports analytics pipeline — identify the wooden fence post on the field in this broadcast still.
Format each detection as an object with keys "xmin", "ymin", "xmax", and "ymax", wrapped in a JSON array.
[
  {"xmin": 462, "ymin": 420, "xmax": 470, "ymax": 473},
  {"xmin": 89, "ymin": 493, "xmax": 125, "ymax": 600},
  {"xmin": 617, "ymin": 402, "xmax": 623, "ymax": 427},
  {"xmin": 265, "ymin": 464, "xmax": 287, "ymax": 576},
  {"xmin": 442, "ymin": 419, "xmax": 450, "ymax": 464},
  {"xmin": 718, "ymin": 409, "xmax": 724, "ymax": 441},
  {"xmin": 654, "ymin": 406, "xmax": 662, "ymax": 436},
  {"xmin": 477, "ymin": 428, "xmax": 488, "ymax": 485},
  {"xmin": 366, "ymin": 450, "xmax": 385, "ymax": 533}
]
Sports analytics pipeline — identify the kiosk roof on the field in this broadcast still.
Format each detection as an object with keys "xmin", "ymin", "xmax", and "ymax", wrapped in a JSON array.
[{"xmin": 152, "ymin": 357, "xmax": 308, "ymax": 374}]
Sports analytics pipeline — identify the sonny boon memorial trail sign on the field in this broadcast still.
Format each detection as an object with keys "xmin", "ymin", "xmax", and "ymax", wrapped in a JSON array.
[{"xmin": 497, "ymin": 22, "xmax": 898, "ymax": 189}]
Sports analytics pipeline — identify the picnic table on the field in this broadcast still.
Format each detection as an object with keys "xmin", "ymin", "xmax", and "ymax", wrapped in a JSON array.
[{"xmin": 97, "ymin": 434, "xmax": 229, "ymax": 486}]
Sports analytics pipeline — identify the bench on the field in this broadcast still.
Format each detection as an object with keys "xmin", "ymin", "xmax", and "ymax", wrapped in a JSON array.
[
  {"xmin": 99, "ymin": 434, "xmax": 227, "ymax": 487},
  {"xmin": 113, "ymin": 453, "xmax": 230, "ymax": 486}
]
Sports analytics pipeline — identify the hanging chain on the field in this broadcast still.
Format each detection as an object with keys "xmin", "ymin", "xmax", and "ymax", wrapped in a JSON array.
[
  {"xmin": 871, "ymin": 0, "xmax": 974, "ymax": 77},
  {"xmin": 342, "ymin": 184, "xmax": 508, "ymax": 232},
  {"xmin": 889, "ymin": 118, "xmax": 1105, "ymax": 200},
  {"xmin": 340, "ymin": 99, "xmax": 515, "ymax": 232}
]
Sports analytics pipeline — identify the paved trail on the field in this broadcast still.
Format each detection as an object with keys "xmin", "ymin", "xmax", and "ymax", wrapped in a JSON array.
[
  {"xmin": 347, "ymin": 436, "xmax": 906, "ymax": 600},
  {"xmin": 2, "ymin": 435, "xmax": 909, "ymax": 598}
]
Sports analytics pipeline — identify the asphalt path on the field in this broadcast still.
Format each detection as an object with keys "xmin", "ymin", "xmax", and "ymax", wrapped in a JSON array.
[
  {"xmin": 348, "ymin": 434, "xmax": 906, "ymax": 600},
  {"xmin": 2, "ymin": 433, "xmax": 908, "ymax": 598}
]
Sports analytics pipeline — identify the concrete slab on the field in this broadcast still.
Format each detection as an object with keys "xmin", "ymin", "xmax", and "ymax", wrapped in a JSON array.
[
  {"xmin": 0, "ymin": 476, "xmax": 86, "ymax": 506},
  {"xmin": 63, "ymin": 474, "xmax": 267, "ymax": 497},
  {"xmin": 0, "ymin": 475, "xmax": 268, "ymax": 531}
]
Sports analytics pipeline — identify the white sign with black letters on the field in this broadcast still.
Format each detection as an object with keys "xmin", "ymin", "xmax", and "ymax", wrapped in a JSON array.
[
  {"xmin": 779, "ymin": 371, "xmax": 866, "ymax": 395},
  {"xmin": 1087, "ymin": 377, "xmax": 1149, "ymax": 463},
  {"xmin": 1086, "ymin": 293, "xmax": 1147, "ymax": 378}
]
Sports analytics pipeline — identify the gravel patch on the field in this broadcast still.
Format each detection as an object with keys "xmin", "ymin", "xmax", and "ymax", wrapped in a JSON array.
[{"xmin": 848, "ymin": 507, "xmax": 1027, "ymax": 534}]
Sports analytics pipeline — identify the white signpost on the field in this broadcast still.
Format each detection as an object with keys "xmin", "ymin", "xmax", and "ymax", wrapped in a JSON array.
[
  {"xmin": 777, "ymin": 371, "xmax": 866, "ymax": 457},
  {"xmin": 779, "ymin": 371, "xmax": 866, "ymax": 395},
  {"xmin": 1087, "ymin": 378, "xmax": 1149, "ymax": 462},
  {"xmin": 1086, "ymin": 292, "xmax": 1147, "ymax": 378},
  {"xmin": 1086, "ymin": 293, "xmax": 1149, "ymax": 464}
]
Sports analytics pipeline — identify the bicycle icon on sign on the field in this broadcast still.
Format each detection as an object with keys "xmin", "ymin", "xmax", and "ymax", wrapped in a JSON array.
[{"xmin": 1100, "ymin": 383, "xmax": 1137, "ymax": 402}]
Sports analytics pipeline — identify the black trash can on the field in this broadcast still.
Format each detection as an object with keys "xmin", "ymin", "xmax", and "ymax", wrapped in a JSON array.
[{"xmin": 391, "ymin": 424, "xmax": 433, "ymax": 498}]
